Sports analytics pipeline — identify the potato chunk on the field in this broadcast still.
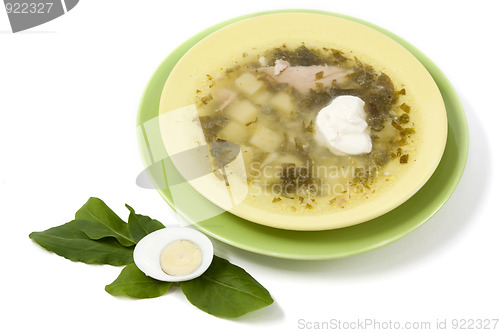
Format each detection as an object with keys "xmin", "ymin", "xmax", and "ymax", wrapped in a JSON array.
[
  {"xmin": 252, "ymin": 90, "xmax": 272, "ymax": 106},
  {"xmin": 275, "ymin": 154, "xmax": 304, "ymax": 166},
  {"xmin": 225, "ymin": 99, "xmax": 258, "ymax": 125},
  {"xmin": 270, "ymin": 91, "xmax": 294, "ymax": 116},
  {"xmin": 249, "ymin": 125, "xmax": 283, "ymax": 152},
  {"xmin": 235, "ymin": 72, "xmax": 264, "ymax": 96},
  {"xmin": 217, "ymin": 121, "xmax": 249, "ymax": 143}
]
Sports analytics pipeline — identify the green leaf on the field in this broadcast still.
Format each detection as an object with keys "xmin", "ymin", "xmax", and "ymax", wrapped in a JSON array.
[
  {"xmin": 74, "ymin": 220, "xmax": 135, "ymax": 247},
  {"xmin": 125, "ymin": 204, "xmax": 165, "ymax": 242},
  {"xmin": 105, "ymin": 263, "xmax": 172, "ymax": 298},
  {"xmin": 180, "ymin": 256, "xmax": 274, "ymax": 318},
  {"xmin": 75, "ymin": 197, "xmax": 134, "ymax": 246},
  {"xmin": 29, "ymin": 221, "xmax": 134, "ymax": 266}
]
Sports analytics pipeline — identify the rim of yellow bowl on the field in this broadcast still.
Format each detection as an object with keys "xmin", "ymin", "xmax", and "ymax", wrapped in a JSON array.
[{"xmin": 158, "ymin": 12, "xmax": 447, "ymax": 231}]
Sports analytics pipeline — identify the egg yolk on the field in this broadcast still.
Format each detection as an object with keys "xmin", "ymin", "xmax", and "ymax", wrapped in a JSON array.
[{"xmin": 160, "ymin": 240, "xmax": 203, "ymax": 276}]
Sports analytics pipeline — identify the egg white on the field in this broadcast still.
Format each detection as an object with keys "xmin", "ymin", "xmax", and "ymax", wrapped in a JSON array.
[{"xmin": 133, "ymin": 228, "xmax": 214, "ymax": 282}]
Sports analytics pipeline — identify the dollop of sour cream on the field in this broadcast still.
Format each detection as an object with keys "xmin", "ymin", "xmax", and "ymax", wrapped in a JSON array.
[{"xmin": 314, "ymin": 95, "xmax": 372, "ymax": 155}]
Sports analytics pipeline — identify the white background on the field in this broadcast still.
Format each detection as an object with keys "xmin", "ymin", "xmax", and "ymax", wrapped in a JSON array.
[{"xmin": 1, "ymin": 1, "xmax": 499, "ymax": 332}]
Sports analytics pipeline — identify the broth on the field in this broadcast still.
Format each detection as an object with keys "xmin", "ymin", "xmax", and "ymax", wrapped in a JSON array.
[{"xmin": 194, "ymin": 44, "xmax": 418, "ymax": 214}]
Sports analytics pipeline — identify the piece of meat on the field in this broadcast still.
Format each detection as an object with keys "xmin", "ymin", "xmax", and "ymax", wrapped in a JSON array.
[
  {"xmin": 274, "ymin": 59, "xmax": 290, "ymax": 75},
  {"xmin": 258, "ymin": 63, "xmax": 352, "ymax": 93},
  {"xmin": 258, "ymin": 56, "xmax": 269, "ymax": 66},
  {"xmin": 213, "ymin": 88, "xmax": 236, "ymax": 110}
]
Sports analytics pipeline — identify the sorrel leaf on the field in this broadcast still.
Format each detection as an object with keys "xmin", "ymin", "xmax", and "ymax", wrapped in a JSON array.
[
  {"xmin": 180, "ymin": 256, "xmax": 273, "ymax": 318},
  {"xmin": 75, "ymin": 197, "xmax": 134, "ymax": 246},
  {"xmin": 105, "ymin": 263, "xmax": 172, "ymax": 298},
  {"xmin": 29, "ymin": 221, "xmax": 133, "ymax": 266},
  {"xmin": 125, "ymin": 204, "xmax": 165, "ymax": 242}
]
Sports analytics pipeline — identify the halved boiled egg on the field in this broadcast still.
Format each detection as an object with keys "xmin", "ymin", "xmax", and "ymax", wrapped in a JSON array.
[{"xmin": 133, "ymin": 228, "xmax": 214, "ymax": 282}]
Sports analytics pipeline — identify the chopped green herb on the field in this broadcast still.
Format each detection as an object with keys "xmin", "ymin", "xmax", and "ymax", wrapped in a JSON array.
[
  {"xmin": 200, "ymin": 93, "xmax": 213, "ymax": 105},
  {"xmin": 400, "ymin": 103, "xmax": 411, "ymax": 113},
  {"xmin": 397, "ymin": 113, "xmax": 410, "ymax": 124},
  {"xmin": 392, "ymin": 119, "xmax": 404, "ymax": 131},
  {"xmin": 400, "ymin": 127, "xmax": 416, "ymax": 136}
]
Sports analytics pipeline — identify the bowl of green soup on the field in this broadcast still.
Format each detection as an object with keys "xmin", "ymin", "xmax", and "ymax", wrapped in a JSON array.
[{"xmin": 157, "ymin": 12, "xmax": 447, "ymax": 230}]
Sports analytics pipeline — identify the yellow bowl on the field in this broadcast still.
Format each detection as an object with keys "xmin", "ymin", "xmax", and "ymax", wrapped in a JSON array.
[{"xmin": 158, "ymin": 13, "xmax": 447, "ymax": 230}]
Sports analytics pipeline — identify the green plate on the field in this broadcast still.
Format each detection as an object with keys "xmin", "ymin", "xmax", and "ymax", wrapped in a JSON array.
[{"xmin": 136, "ymin": 9, "xmax": 468, "ymax": 260}]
